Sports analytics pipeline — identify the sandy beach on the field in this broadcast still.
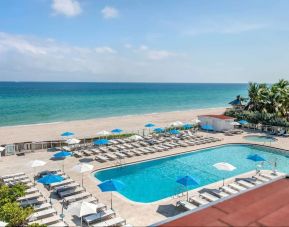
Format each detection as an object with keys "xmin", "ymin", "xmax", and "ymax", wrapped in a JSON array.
[{"xmin": 0, "ymin": 107, "xmax": 226, "ymax": 144}]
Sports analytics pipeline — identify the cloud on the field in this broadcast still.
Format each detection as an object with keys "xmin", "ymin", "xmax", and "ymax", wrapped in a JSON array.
[
  {"xmin": 0, "ymin": 32, "xmax": 185, "ymax": 82},
  {"xmin": 95, "ymin": 46, "xmax": 117, "ymax": 54},
  {"xmin": 51, "ymin": 0, "xmax": 82, "ymax": 17},
  {"xmin": 101, "ymin": 6, "xmax": 119, "ymax": 19},
  {"xmin": 147, "ymin": 50, "xmax": 174, "ymax": 60},
  {"xmin": 137, "ymin": 45, "xmax": 174, "ymax": 60}
]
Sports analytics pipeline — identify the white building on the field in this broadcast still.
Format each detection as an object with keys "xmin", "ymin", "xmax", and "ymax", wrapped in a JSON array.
[{"xmin": 198, "ymin": 115, "xmax": 235, "ymax": 132}]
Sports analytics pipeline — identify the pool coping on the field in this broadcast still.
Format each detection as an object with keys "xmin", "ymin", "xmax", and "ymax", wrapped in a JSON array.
[{"xmin": 90, "ymin": 142, "xmax": 289, "ymax": 205}]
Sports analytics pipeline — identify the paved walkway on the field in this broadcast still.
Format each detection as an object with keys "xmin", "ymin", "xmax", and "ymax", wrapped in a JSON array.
[{"xmin": 161, "ymin": 178, "xmax": 289, "ymax": 226}]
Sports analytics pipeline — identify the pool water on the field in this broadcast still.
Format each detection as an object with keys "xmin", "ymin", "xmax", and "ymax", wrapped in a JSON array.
[
  {"xmin": 244, "ymin": 135, "xmax": 277, "ymax": 142},
  {"xmin": 94, "ymin": 144, "xmax": 289, "ymax": 203}
]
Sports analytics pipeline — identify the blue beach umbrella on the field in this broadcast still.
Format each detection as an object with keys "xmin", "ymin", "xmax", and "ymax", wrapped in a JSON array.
[
  {"xmin": 201, "ymin": 124, "xmax": 214, "ymax": 131},
  {"xmin": 38, "ymin": 174, "xmax": 64, "ymax": 185},
  {"xmin": 247, "ymin": 154, "xmax": 266, "ymax": 162},
  {"xmin": 98, "ymin": 180, "xmax": 125, "ymax": 208},
  {"xmin": 176, "ymin": 176, "xmax": 199, "ymax": 201},
  {"xmin": 53, "ymin": 151, "xmax": 72, "ymax": 159},
  {"xmin": 169, "ymin": 129, "xmax": 180, "ymax": 135},
  {"xmin": 53, "ymin": 151, "xmax": 72, "ymax": 172},
  {"xmin": 94, "ymin": 139, "xmax": 109, "ymax": 146},
  {"xmin": 238, "ymin": 120, "xmax": 249, "ymax": 125},
  {"xmin": 145, "ymin": 123, "xmax": 155, "ymax": 128},
  {"xmin": 183, "ymin": 124, "xmax": 193, "ymax": 130},
  {"xmin": 61, "ymin": 132, "xmax": 74, "ymax": 137},
  {"xmin": 247, "ymin": 154, "xmax": 266, "ymax": 173},
  {"xmin": 154, "ymin": 128, "xmax": 165, "ymax": 133},
  {"xmin": 111, "ymin": 128, "xmax": 123, "ymax": 134}
]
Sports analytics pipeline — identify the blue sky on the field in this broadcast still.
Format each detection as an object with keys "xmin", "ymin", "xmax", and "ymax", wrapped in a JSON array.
[{"xmin": 0, "ymin": 0, "xmax": 288, "ymax": 82}]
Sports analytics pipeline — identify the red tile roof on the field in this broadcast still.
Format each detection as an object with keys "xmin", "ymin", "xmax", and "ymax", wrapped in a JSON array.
[
  {"xmin": 160, "ymin": 179, "xmax": 289, "ymax": 227},
  {"xmin": 199, "ymin": 115, "xmax": 234, "ymax": 120}
]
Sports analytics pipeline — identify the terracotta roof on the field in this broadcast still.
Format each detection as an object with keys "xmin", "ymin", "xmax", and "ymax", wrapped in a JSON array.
[
  {"xmin": 199, "ymin": 115, "xmax": 234, "ymax": 120},
  {"xmin": 160, "ymin": 178, "xmax": 289, "ymax": 227}
]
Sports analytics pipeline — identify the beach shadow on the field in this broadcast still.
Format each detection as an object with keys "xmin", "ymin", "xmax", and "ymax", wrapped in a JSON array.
[
  {"xmin": 156, "ymin": 204, "xmax": 182, "ymax": 218},
  {"xmin": 79, "ymin": 158, "xmax": 94, "ymax": 163}
]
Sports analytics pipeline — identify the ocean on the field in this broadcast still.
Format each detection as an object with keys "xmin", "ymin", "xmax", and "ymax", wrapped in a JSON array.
[{"xmin": 0, "ymin": 82, "xmax": 248, "ymax": 127}]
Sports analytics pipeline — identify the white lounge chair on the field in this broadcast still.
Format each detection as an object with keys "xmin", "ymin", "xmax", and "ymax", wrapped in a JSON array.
[
  {"xmin": 176, "ymin": 200, "xmax": 197, "ymax": 210},
  {"xmin": 189, "ymin": 196, "xmax": 209, "ymax": 206},
  {"xmin": 83, "ymin": 209, "xmax": 115, "ymax": 225},
  {"xmin": 92, "ymin": 217, "xmax": 126, "ymax": 227}
]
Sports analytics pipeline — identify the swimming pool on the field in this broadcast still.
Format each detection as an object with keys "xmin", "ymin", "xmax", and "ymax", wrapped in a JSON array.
[
  {"xmin": 243, "ymin": 135, "xmax": 277, "ymax": 143},
  {"xmin": 94, "ymin": 144, "xmax": 289, "ymax": 203}
]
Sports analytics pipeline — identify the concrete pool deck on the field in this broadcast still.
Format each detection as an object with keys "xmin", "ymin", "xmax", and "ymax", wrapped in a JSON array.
[{"xmin": 0, "ymin": 130, "xmax": 288, "ymax": 226}]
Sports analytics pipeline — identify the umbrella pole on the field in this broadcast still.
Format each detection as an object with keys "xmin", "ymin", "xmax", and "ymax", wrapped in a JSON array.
[
  {"xmin": 111, "ymin": 192, "xmax": 113, "ymax": 210},
  {"xmin": 222, "ymin": 178, "xmax": 225, "ymax": 186},
  {"xmin": 186, "ymin": 188, "xmax": 189, "ymax": 201},
  {"xmin": 81, "ymin": 216, "xmax": 83, "ymax": 227},
  {"xmin": 62, "ymin": 159, "xmax": 65, "ymax": 172}
]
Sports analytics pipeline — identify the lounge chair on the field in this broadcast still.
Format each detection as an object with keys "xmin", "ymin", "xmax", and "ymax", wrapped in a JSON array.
[
  {"xmin": 176, "ymin": 200, "xmax": 197, "ymax": 211},
  {"xmin": 253, "ymin": 175, "xmax": 270, "ymax": 183},
  {"xmin": 92, "ymin": 217, "xmax": 126, "ymax": 227},
  {"xmin": 200, "ymin": 192, "xmax": 219, "ymax": 202},
  {"xmin": 91, "ymin": 149, "xmax": 101, "ymax": 154},
  {"xmin": 28, "ymin": 208, "xmax": 57, "ymax": 221},
  {"xmin": 28, "ymin": 215, "xmax": 62, "ymax": 226},
  {"xmin": 83, "ymin": 209, "xmax": 115, "ymax": 225},
  {"xmin": 72, "ymin": 196, "xmax": 98, "ymax": 205},
  {"xmin": 220, "ymin": 186, "xmax": 238, "ymax": 195},
  {"xmin": 54, "ymin": 182, "xmax": 79, "ymax": 193},
  {"xmin": 17, "ymin": 192, "xmax": 42, "ymax": 201},
  {"xmin": 20, "ymin": 197, "xmax": 46, "ymax": 207},
  {"xmin": 49, "ymin": 179, "xmax": 74, "ymax": 189},
  {"xmin": 189, "ymin": 196, "xmax": 209, "ymax": 206},
  {"xmin": 105, "ymin": 153, "xmax": 118, "ymax": 160},
  {"xmin": 63, "ymin": 192, "xmax": 91, "ymax": 205},
  {"xmin": 260, "ymin": 173, "xmax": 277, "ymax": 180},
  {"xmin": 95, "ymin": 155, "xmax": 109, "ymax": 162},
  {"xmin": 131, "ymin": 150, "xmax": 142, "ymax": 156},
  {"xmin": 1, "ymin": 172, "xmax": 25, "ymax": 179},
  {"xmin": 236, "ymin": 180, "xmax": 255, "ymax": 188},
  {"xmin": 58, "ymin": 187, "xmax": 85, "ymax": 198},
  {"xmin": 34, "ymin": 203, "xmax": 52, "ymax": 212},
  {"xmin": 115, "ymin": 152, "xmax": 126, "ymax": 158},
  {"xmin": 237, "ymin": 177, "xmax": 263, "ymax": 185},
  {"xmin": 201, "ymin": 188, "xmax": 229, "ymax": 198},
  {"xmin": 228, "ymin": 182, "xmax": 247, "ymax": 191}
]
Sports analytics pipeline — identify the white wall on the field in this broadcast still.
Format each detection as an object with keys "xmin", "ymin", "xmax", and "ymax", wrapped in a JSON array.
[{"xmin": 198, "ymin": 116, "xmax": 234, "ymax": 132}]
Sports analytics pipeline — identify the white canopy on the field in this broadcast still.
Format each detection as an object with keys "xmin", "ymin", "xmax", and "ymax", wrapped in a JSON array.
[
  {"xmin": 66, "ymin": 138, "xmax": 81, "ymax": 145},
  {"xmin": 129, "ymin": 135, "xmax": 143, "ymax": 141},
  {"xmin": 230, "ymin": 122, "xmax": 241, "ymax": 126},
  {"xmin": 0, "ymin": 147, "xmax": 5, "ymax": 152},
  {"xmin": 192, "ymin": 119, "xmax": 201, "ymax": 124},
  {"xmin": 72, "ymin": 163, "xmax": 94, "ymax": 174},
  {"xmin": 96, "ymin": 130, "xmax": 110, "ymax": 136},
  {"xmin": 170, "ymin": 121, "xmax": 183, "ymax": 127},
  {"xmin": 67, "ymin": 201, "xmax": 99, "ymax": 217},
  {"xmin": 213, "ymin": 162, "xmax": 236, "ymax": 171},
  {"xmin": 28, "ymin": 160, "xmax": 47, "ymax": 168}
]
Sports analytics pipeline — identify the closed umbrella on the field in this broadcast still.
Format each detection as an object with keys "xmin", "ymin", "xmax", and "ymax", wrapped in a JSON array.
[
  {"xmin": 72, "ymin": 163, "xmax": 93, "ymax": 186},
  {"xmin": 68, "ymin": 201, "xmax": 100, "ymax": 226},
  {"xmin": 98, "ymin": 179, "xmax": 125, "ymax": 209},
  {"xmin": 176, "ymin": 176, "xmax": 199, "ymax": 201}
]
